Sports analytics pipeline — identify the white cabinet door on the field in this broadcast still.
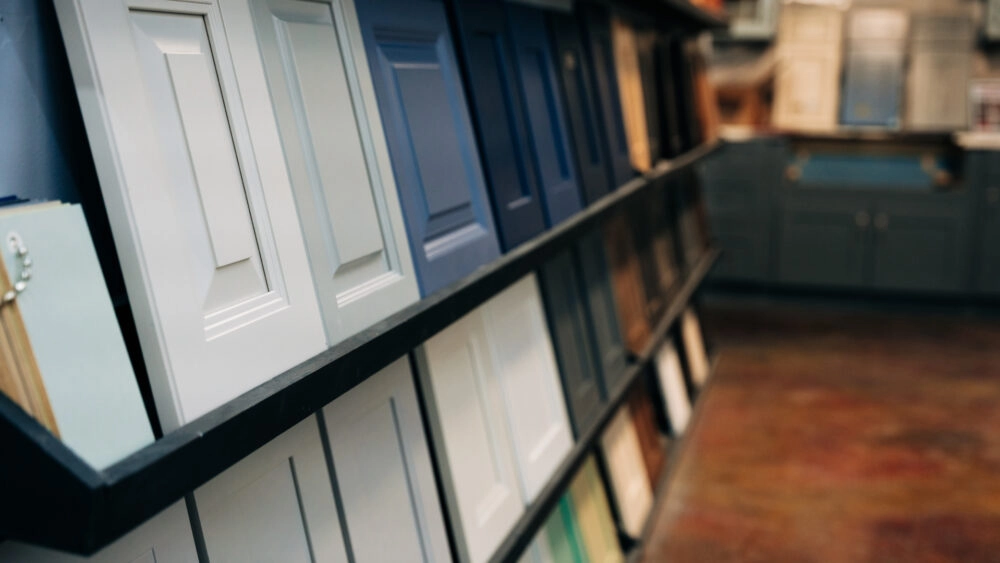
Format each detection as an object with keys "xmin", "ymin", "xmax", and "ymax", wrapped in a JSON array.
[
  {"xmin": 600, "ymin": 406, "xmax": 652, "ymax": 539},
  {"xmin": 54, "ymin": 0, "xmax": 327, "ymax": 431},
  {"xmin": 220, "ymin": 0, "xmax": 419, "ymax": 344},
  {"xmin": 654, "ymin": 342, "xmax": 691, "ymax": 435},
  {"xmin": 483, "ymin": 275, "xmax": 573, "ymax": 503},
  {"xmin": 194, "ymin": 417, "xmax": 348, "ymax": 563},
  {"xmin": 773, "ymin": 49, "xmax": 841, "ymax": 132},
  {"xmin": 420, "ymin": 311, "xmax": 524, "ymax": 563},
  {"xmin": 0, "ymin": 502, "xmax": 196, "ymax": 563},
  {"xmin": 681, "ymin": 308, "xmax": 710, "ymax": 389},
  {"xmin": 322, "ymin": 358, "xmax": 452, "ymax": 563}
]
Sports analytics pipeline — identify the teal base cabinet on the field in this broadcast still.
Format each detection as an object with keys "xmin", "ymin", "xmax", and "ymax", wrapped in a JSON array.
[
  {"xmin": 777, "ymin": 191, "xmax": 868, "ymax": 288},
  {"xmin": 973, "ymin": 151, "xmax": 1000, "ymax": 295}
]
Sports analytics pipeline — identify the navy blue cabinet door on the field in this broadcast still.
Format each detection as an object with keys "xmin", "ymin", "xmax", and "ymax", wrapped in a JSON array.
[
  {"xmin": 451, "ymin": 0, "xmax": 547, "ymax": 250},
  {"xmin": 550, "ymin": 12, "xmax": 614, "ymax": 205},
  {"xmin": 580, "ymin": 4, "xmax": 634, "ymax": 188},
  {"xmin": 356, "ymin": 0, "xmax": 500, "ymax": 296},
  {"xmin": 507, "ymin": 4, "xmax": 583, "ymax": 225},
  {"xmin": 635, "ymin": 29, "xmax": 662, "ymax": 165},
  {"xmin": 538, "ymin": 250, "xmax": 605, "ymax": 437},
  {"xmin": 576, "ymin": 231, "xmax": 628, "ymax": 395}
]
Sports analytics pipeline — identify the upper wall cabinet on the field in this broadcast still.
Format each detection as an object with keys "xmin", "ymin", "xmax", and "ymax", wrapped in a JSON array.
[
  {"xmin": 322, "ymin": 358, "xmax": 452, "ymax": 563},
  {"xmin": 355, "ymin": 0, "xmax": 500, "ymax": 296},
  {"xmin": 194, "ymin": 417, "xmax": 349, "ymax": 562},
  {"xmin": 611, "ymin": 17, "xmax": 652, "ymax": 173},
  {"xmin": 219, "ymin": 0, "xmax": 419, "ymax": 344},
  {"xmin": 54, "ymin": 0, "xmax": 328, "ymax": 431},
  {"xmin": 418, "ymin": 275, "xmax": 573, "ymax": 563},
  {"xmin": 550, "ymin": 12, "xmax": 615, "ymax": 204},
  {"xmin": 580, "ymin": 4, "xmax": 634, "ymax": 188}
]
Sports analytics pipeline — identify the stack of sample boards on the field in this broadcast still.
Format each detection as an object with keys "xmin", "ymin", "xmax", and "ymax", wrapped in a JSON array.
[{"xmin": 0, "ymin": 0, "xmax": 721, "ymax": 561}]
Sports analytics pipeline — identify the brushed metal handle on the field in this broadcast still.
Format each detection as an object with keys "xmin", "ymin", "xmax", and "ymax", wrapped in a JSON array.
[
  {"xmin": 855, "ymin": 210, "xmax": 871, "ymax": 229},
  {"xmin": 874, "ymin": 212, "xmax": 889, "ymax": 231}
]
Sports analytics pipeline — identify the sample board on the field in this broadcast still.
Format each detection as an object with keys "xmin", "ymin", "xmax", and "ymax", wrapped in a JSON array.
[
  {"xmin": 654, "ymin": 342, "xmax": 692, "ymax": 435},
  {"xmin": 600, "ymin": 405, "xmax": 653, "ymax": 539},
  {"xmin": 772, "ymin": 4, "xmax": 843, "ymax": 132},
  {"xmin": 569, "ymin": 456, "xmax": 625, "ymax": 563}
]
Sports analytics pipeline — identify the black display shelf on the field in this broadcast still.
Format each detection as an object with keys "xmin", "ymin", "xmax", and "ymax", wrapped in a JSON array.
[
  {"xmin": 598, "ymin": 0, "xmax": 728, "ymax": 32},
  {"xmin": 488, "ymin": 249, "xmax": 719, "ymax": 563},
  {"xmin": 0, "ymin": 141, "xmax": 723, "ymax": 555}
]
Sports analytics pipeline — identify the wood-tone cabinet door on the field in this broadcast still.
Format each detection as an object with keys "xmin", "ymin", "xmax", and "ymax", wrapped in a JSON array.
[
  {"xmin": 0, "ymin": 502, "xmax": 197, "ymax": 563},
  {"xmin": 483, "ymin": 275, "xmax": 575, "ymax": 502},
  {"xmin": 542, "ymin": 496, "xmax": 590, "ymax": 563},
  {"xmin": 419, "ymin": 308, "xmax": 523, "ymax": 563},
  {"xmin": 681, "ymin": 308, "xmax": 711, "ymax": 389},
  {"xmin": 600, "ymin": 406, "xmax": 653, "ymax": 539},
  {"xmin": 322, "ymin": 358, "xmax": 452, "ymax": 563},
  {"xmin": 538, "ymin": 250, "xmax": 606, "ymax": 437},
  {"xmin": 604, "ymin": 214, "xmax": 652, "ymax": 355},
  {"xmin": 906, "ymin": 51, "xmax": 969, "ymax": 131},
  {"xmin": 220, "ymin": 0, "xmax": 419, "ymax": 345},
  {"xmin": 577, "ymin": 231, "xmax": 628, "ymax": 396},
  {"xmin": 194, "ymin": 417, "xmax": 348, "ymax": 563},
  {"xmin": 654, "ymin": 342, "xmax": 692, "ymax": 436},
  {"xmin": 355, "ymin": 0, "xmax": 500, "ymax": 296},
  {"xmin": 611, "ymin": 17, "xmax": 651, "ymax": 173},
  {"xmin": 550, "ymin": 12, "xmax": 614, "ymax": 204},
  {"xmin": 569, "ymin": 456, "xmax": 625, "ymax": 563},
  {"xmin": 627, "ymin": 384, "xmax": 666, "ymax": 487},
  {"xmin": 635, "ymin": 29, "xmax": 662, "ymax": 164},
  {"xmin": 580, "ymin": 4, "xmax": 634, "ymax": 187},
  {"xmin": 508, "ymin": 3, "xmax": 584, "ymax": 226},
  {"xmin": 54, "ymin": 0, "xmax": 327, "ymax": 431},
  {"xmin": 451, "ymin": 0, "xmax": 547, "ymax": 250}
]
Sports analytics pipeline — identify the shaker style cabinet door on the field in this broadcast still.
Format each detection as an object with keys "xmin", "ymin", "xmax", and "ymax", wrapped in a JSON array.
[
  {"xmin": 611, "ymin": 17, "xmax": 651, "ymax": 173},
  {"xmin": 569, "ymin": 457, "xmax": 625, "ymax": 563},
  {"xmin": 194, "ymin": 417, "xmax": 349, "ymax": 563},
  {"xmin": 507, "ymin": 3, "xmax": 584, "ymax": 225},
  {"xmin": 355, "ymin": 0, "xmax": 500, "ymax": 297},
  {"xmin": 219, "ymin": 0, "xmax": 419, "ymax": 343},
  {"xmin": 550, "ymin": 12, "xmax": 615, "ymax": 204},
  {"xmin": 322, "ymin": 358, "xmax": 452, "ymax": 563},
  {"xmin": 54, "ymin": 0, "xmax": 327, "ymax": 431},
  {"xmin": 451, "ymin": 0, "xmax": 547, "ymax": 250},
  {"xmin": 0, "ymin": 502, "xmax": 197, "ymax": 563},
  {"xmin": 577, "ymin": 231, "xmax": 629, "ymax": 395},
  {"xmin": 772, "ymin": 5, "xmax": 843, "ymax": 132},
  {"xmin": 600, "ymin": 406, "xmax": 653, "ymax": 539}
]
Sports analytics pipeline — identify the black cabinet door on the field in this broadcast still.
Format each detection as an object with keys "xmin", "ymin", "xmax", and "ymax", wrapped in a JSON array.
[
  {"xmin": 777, "ymin": 192, "xmax": 869, "ymax": 288},
  {"xmin": 655, "ymin": 35, "xmax": 684, "ymax": 158},
  {"xmin": 549, "ymin": 12, "xmax": 613, "ymax": 204},
  {"xmin": 577, "ymin": 231, "xmax": 628, "ymax": 395}
]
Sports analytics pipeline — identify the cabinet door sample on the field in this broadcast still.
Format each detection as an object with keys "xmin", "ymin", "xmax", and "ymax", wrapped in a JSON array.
[
  {"xmin": 355, "ymin": 0, "xmax": 500, "ymax": 296},
  {"xmin": 627, "ymin": 384, "xmax": 666, "ymax": 486},
  {"xmin": 0, "ymin": 502, "xmax": 196, "ymax": 563},
  {"xmin": 655, "ymin": 36, "xmax": 685, "ymax": 158},
  {"xmin": 777, "ymin": 193, "xmax": 868, "ymax": 287},
  {"xmin": 840, "ymin": 48, "xmax": 905, "ymax": 128},
  {"xmin": 581, "ymin": 5, "xmax": 634, "ymax": 187},
  {"xmin": 322, "ymin": 358, "xmax": 452, "ymax": 563},
  {"xmin": 483, "ymin": 275, "xmax": 575, "ymax": 501},
  {"xmin": 508, "ymin": 4, "xmax": 584, "ymax": 225},
  {"xmin": 577, "ymin": 232, "xmax": 628, "ymax": 395},
  {"xmin": 452, "ymin": 0, "xmax": 547, "ymax": 250},
  {"xmin": 611, "ymin": 18, "xmax": 651, "ymax": 173},
  {"xmin": 569, "ymin": 457, "xmax": 625, "ymax": 563},
  {"xmin": 654, "ymin": 343, "xmax": 692, "ymax": 435},
  {"xmin": 194, "ymin": 417, "xmax": 348, "ymax": 563},
  {"xmin": 419, "ymin": 310, "xmax": 524, "ymax": 563},
  {"xmin": 542, "ymin": 496, "xmax": 589, "ymax": 563},
  {"xmin": 635, "ymin": 29, "xmax": 662, "ymax": 164},
  {"xmin": 907, "ymin": 51, "xmax": 970, "ymax": 131},
  {"xmin": 600, "ymin": 406, "xmax": 653, "ymax": 539},
  {"xmin": 222, "ymin": 0, "xmax": 419, "ymax": 343},
  {"xmin": 538, "ymin": 250, "xmax": 606, "ymax": 437},
  {"xmin": 772, "ymin": 49, "xmax": 841, "ymax": 132},
  {"xmin": 681, "ymin": 308, "xmax": 710, "ymax": 389},
  {"xmin": 54, "ymin": 0, "xmax": 327, "ymax": 430},
  {"xmin": 550, "ymin": 12, "xmax": 614, "ymax": 204},
  {"xmin": 604, "ymin": 214, "xmax": 652, "ymax": 355}
]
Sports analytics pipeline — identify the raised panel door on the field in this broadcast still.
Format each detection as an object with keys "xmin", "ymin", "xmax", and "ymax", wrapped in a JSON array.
[
  {"xmin": 600, "ymin": 406, "xmax": 653, "ymax": 539},
  {"xmin": 569, "ymin": 456, "xmax": 625, "ymax": 563},
  {"xmin": 577, "ymin": 231, "xmax": 628, "ymax": 396},
  {"xmin": 419, "ymin": 310, "xmax": 523, "ymax": 563},
  {"xmin": 452, "ymin": 0, "xmax": 547, "ymax": 250},
  {"xmin": 611, "ymin": 18, "xmax": 650, "ymax": 173},
  {"xmin": 483, "ymin": 275, "xmax": 574, "ymax": 502},
  {"xmin": 194, "ymin": 417, "xmax": 348, "ymax": 562},
  {"xmin": 322, "ymin": 357, "xmax": 452, "ymax": 563},
  {"xmin": 604, "ymin": 214, "xmax": 652, "ymax": 355},
  {"xmin": 550, "ymin": 12, "xmax": 614, "ymax": 204},
  {"xmin": 355, "ymin": 0, "xmax": 500, "ymax": 296},
  {"xmin": 54, "ymin": 0, "xmax": 327, "ymax": 430},
  {"xmin": 220, "ymin": 0, "xmax": 419, "ymax": 343},
  {"xmin": 580, "ymin": 5, "xmax": 634, "ymax": 187}
]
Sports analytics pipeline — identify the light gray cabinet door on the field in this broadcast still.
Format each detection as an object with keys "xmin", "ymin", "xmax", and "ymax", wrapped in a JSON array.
[
  {"xmin": 221, "ymin": 0, "xmax": 419, "ymax": 344},
  {"xmin": 322, "ymin": 358, "xmax": 452, "ymax": 563},
  {"xmin": 777, "ymin": 193, "xmax": 869, "ymax": 288},
  {"xmin": 54, "ymin": 0, "xmax": 327, "ymax": 431},
  {"xmin": 907, "ymin": 51, "xmax": 969, "ymax": 131},
  {"xmin": 194, "ymin": 417, "xmax": 348, "ymax": 563},
  {"xmin": 0, "ymin": 502, "xmax": 196, "ymax": 563}
]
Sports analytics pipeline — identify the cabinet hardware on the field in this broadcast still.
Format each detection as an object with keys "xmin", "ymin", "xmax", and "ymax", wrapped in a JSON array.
[
  {"xmin": 874, "ymin": 212, "xmax": 889, "ymax": 231},
  {"xmin": 854, "ymin": 210, "xmax": 871, "ymax": 229}
]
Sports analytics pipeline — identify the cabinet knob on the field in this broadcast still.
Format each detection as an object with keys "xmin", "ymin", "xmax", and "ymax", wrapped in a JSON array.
[
  {"xmin": 988, "ymin": 187, "xmax": 1000, "ymax": 204},
  {"xmin": 874, "ymin": 212, "xmax": 889, "ymax": 231},
  {"xmin": 786, "ymin": 165, "xmax": 802, "ymax": 182},
  {"xmin": 855, "ymin": 210, "xmax": 871, "ymax": 229}
]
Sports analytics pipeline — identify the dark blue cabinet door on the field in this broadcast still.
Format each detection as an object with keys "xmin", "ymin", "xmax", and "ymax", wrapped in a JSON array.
[
  {"xmin": 635, "ymin": 29, "xmax": 662, "ymax": 165},
  {"xmin": 451, "ymin": 0, "xmax": 547, "ymax": 250},
  {"xmin": 549, "ymin": 12, "xmax": 613, "ymax": 205},
  {"xmin": 356, "ymin": 0, "xmax": 500, "ymax": 296},
  {"xmin": 507, "ymin": 4, "xmax": 583, "ymax": 225},
  {"xmin": 580, "ymin": 4, "xmax": 634, "ymax": 189},
  {"xmin": 576, "ymin": 231, "xmax": 628, "ymax": 395},
  {"xmin": 840, "ymin": 49, "xmax": 904, "ymax": 127}
]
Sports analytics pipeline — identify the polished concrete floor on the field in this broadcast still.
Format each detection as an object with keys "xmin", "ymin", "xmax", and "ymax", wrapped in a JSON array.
[{"xmin": 642, "ymin": 302, "xmax": 1000, "ymax": 562}]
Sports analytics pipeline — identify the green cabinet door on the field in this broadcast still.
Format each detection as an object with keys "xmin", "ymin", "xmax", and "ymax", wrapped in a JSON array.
[{"xmin": 543, "ymin": 496, "xmax": 590, "ymax": 563}]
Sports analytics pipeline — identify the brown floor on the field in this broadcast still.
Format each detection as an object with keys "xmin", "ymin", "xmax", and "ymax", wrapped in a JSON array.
[{"xmin": 642, "ymin": 302, "xmax": 1000, "ymax": 563}]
